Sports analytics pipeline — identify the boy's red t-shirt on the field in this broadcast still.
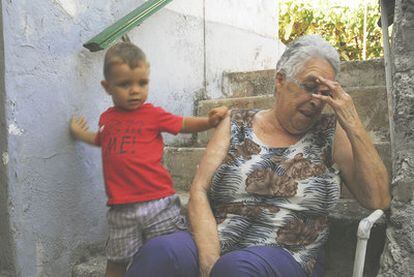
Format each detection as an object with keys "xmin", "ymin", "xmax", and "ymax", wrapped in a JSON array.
[{"xmin": 95, "ymin": 103, "xmax": 183, "ymax": 205}]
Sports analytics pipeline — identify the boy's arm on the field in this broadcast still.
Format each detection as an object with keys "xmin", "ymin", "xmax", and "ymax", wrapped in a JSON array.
[
  {"xmin": 180, "ymin": 117, "xmax": 211, "ymax": 133},
  {"xmin": 70, "ymin": 116, "xmax": 98, "ymax": 146},
  {"xmin": 180, "ymin": 106, "xmax": 228, "ymax": 133}
]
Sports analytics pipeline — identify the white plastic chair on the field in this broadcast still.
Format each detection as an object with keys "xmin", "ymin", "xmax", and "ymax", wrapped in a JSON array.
[{"xmin": 352, "ymin": 209, "xmax": 384, "ymax": 277}]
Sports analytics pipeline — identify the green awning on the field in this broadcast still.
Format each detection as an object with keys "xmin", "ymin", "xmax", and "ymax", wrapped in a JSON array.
[{"xmin": 84, "ymin": 0, "xmax": 173, "ymax": 52}]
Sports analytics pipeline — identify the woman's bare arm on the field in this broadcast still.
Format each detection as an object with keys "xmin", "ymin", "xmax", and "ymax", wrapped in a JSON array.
[
  {"xmin": 188, "ymin": 114, "xmax": 230, "ymax": 277},
  {"xmin": 333, "ymin": 123, "xmax": 390, "ymax": 209}
]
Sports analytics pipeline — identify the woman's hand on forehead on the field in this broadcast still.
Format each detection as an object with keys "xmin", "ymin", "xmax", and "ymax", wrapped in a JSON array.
[
  {"xmin": 312, "ymin": 75, "xmax": 360, "ymax": 132},
  {"xmin": 300, "ymin": 74, "xmax": 331, "ymax": 96}
]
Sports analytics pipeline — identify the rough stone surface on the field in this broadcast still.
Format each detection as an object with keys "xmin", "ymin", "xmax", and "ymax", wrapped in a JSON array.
[
  {"xmin": 376, "ymin": 142, "xmax": 392, "ymax": 181},
  {"xmin": 72, "ymin": 256, "xmax": 106, "ymax": 277},
  {"xmin": 197, "ymin": 86, "xmax": 390, "ymax": 146},
  {"xmin": 164, "ymin": 147, "xmax": 205, "ymax": 192},
  {"xmin": 378, "ymin": 0, "xmax": 414, "ymax": 276},
  {"xmin": 222, "ymin": 69, "xmax": 276, "ymax": 97},
  {"xmin": 221, "ymin": 59, "xmax": 385, "ymax": 98},
  {"xmin": 336, "ymin": 59, "xmax": 386, "ymax": 88}
]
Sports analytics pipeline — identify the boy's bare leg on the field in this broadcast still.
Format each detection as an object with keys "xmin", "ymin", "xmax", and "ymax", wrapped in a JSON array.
[{"xmin": 105, "ymin": 260, "xmax": 128, "ymax": 277}]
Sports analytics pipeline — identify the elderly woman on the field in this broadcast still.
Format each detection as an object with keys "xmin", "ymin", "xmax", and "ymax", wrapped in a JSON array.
[{"xmin": 126, "ymin": 35, "xmax": 390, "ymax": 277}]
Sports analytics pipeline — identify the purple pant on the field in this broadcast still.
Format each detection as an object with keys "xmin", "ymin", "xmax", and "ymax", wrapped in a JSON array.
[{"xmin": 126, "ymin": 231, "xmax": 324, "ymax": 277}]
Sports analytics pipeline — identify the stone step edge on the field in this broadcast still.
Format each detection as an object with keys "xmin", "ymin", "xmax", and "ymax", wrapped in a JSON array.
[
  {"xmin": 222, "ymin": 58, "xmax": 384, "ymax": 76},
  {"xmin": 221, "ymin": 59, "xmax": 384, "ymax": 84},
  {"xmin": 199, "ymin": 85, "xmax": 387, "ymax": 108}
]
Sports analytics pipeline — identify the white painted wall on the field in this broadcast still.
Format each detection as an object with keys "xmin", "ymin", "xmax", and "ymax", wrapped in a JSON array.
[
  {"xmin": 1, "ymin": 0, "xmax": 282, "ymax": 275},
  {"xmin": 204, "ymin": 0, "xmax": 285, "ymax": 98}
]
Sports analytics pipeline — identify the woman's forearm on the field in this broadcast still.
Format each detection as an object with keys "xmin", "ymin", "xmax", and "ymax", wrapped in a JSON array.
[
  {"xmin": 188, "ymin": 188, "xmax": 220, "ymax": 264},
  {"xmin": 345, "ymin": 123, "xmax": 390, "ymax": 209},
  {"xmin": 187, "ymin": 115, "xmax": 230, "ymax": 275}
]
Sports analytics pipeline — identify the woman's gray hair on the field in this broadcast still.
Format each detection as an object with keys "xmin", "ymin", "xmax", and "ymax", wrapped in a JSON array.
[{"xmin": 276, "ymin": 35, "xmax": 340, "ymax": 79}]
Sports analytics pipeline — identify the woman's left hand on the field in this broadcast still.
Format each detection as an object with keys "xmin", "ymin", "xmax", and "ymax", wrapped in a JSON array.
[{"xmin": 312, "ymin": 76, "xmax": 362, "ymax": 133}]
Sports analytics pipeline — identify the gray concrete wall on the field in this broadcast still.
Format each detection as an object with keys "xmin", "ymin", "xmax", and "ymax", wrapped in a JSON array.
[
  {"xmin": 0, "ymin": 1, "xmax": 15, "ymax": 274},
  {"xmin": 1, "ymin": 0, "xmax": 279, "ymax": 275},
  {"xmin": 378, "ymin": 0, "xmax": 414, "ymax": 275}
]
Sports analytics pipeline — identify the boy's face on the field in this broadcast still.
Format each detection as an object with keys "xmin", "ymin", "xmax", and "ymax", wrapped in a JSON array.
[{"xmin": 101, "ymin": 62, "xmax": 150, "ymax": 111}]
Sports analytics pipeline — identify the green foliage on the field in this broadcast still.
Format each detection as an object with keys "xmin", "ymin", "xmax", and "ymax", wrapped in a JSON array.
[{"xmin": 279, "ymin": 1, "xmax": 384, "ymax": 61}]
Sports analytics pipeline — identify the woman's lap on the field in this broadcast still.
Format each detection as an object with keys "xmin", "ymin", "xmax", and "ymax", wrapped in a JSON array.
[
  {"xmin": 125, "ymin": 231, "xmax": 198, "ymax": 277},
  {"xmin": 211, "ymin": 245, "xmax": 308, "ymax": 277},
  {"xmin": 126, "ymin": 231, "xmax": 323, "ymax": 277}
]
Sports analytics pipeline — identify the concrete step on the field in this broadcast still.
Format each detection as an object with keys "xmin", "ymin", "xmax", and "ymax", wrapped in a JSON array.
[
  {"xmin": 223, "ymin": 69, "xmax": 276, "ymax": 97},
  {"xmin": 71, "ymin": 198, "xmax": 384, "ymax": 277},
  {"xmin": 164, "ymin": 147, "xmax": 205, "ymax": 192},
  {"xmin": 197, "ymin": 86, "xmax": 390, "ymax": 146},
  {"xmin": 72, "ymin": 255, "xmax": 106, "ymax": 277},
  {"xmin": 165, "ymin": 142, "xmax": 391, "ymax": 197},
  {"xmin": 222, "ymin": 59, "xmax": 385, "ymax": 98}
]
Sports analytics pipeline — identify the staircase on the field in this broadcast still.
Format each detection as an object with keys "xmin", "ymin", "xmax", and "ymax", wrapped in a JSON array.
[{"xmin": 73, "ymin": 59, "xmax": 389, "ymax": 277}]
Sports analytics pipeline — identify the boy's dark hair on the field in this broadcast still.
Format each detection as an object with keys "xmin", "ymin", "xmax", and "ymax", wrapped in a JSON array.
[{"xmin": 103, "ymin": 42, "xmax": 147, "ymax": 80}]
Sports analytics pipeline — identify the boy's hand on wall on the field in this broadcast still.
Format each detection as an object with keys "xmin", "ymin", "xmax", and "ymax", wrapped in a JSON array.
[
  {"xmin": 208, "ymin": 106, "xmax": 229, "ymax": 127},
  {"xmin": 69, "ymin": 116, "xmax": 98, "ymax": 146},
  {"xmin": 70, "ymin": 116, "xmax": 90, "ymax": 138}
]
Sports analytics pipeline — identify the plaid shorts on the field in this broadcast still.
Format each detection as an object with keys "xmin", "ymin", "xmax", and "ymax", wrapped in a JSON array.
[{"xmin": 105, "ymin": 194, "xmax": 187, "ymax": 262}]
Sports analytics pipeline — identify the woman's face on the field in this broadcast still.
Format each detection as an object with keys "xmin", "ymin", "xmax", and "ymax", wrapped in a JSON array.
[{"xmin": 274, "ymin": 58, "xmax": 335, "ymax": 135}]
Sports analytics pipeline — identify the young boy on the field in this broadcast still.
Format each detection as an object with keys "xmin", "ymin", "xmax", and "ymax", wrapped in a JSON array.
[{"xmin": 70, "ymin": 42, "xmax": 227, "ymax": 277}]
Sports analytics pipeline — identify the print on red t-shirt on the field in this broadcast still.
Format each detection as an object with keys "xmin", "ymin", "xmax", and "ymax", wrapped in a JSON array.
[{"xmin": 101, "ymin": 119, "xmax": 144, "ymax": 156}]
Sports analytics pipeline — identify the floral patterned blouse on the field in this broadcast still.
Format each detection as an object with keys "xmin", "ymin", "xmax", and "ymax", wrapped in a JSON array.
[{"xmin": 209, "ymin": 109, "xmax": 341, "ymax": 275}]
